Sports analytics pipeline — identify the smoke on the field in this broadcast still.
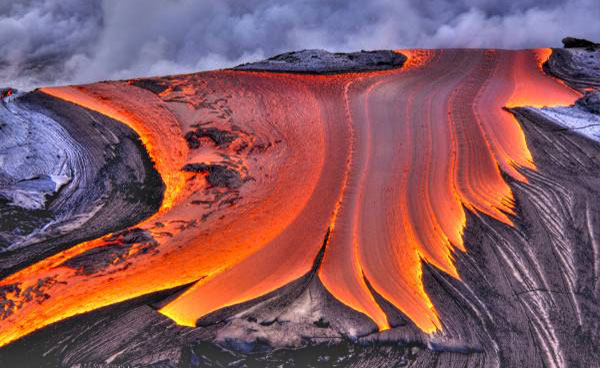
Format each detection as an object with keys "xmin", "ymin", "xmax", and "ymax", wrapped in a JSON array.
[{"xmin": 1, "ymin": 0, "xmax": 598, "ymax": 90}]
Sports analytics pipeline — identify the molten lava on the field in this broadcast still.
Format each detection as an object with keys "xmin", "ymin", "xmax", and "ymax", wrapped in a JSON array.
[
  {"xmin": 0, "ymin": 49, "xmax": 580, "ymax": 345},
  {"xmin": 0, "ymin": 88, "xmax": 14, "ymax": 98}
]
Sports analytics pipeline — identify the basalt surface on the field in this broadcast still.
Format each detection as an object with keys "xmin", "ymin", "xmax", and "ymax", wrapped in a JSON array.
[
  {"xmin": 234, "ymin": 49, "xmax": 407, "ymax": 74},
  {"xmin": 1, "ymin": 45, "xmax": 600, "ymax": 368},
  {"xmin": 0, "ymin": 91, "xmax": 164, "ymax": 276}
]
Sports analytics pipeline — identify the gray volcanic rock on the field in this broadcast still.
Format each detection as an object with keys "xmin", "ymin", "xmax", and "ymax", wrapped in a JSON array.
[
  {"xmin": 534, "ymin": 42, "xmax": 600, "ymax": 145},
  {"xmin": 545, "ymin": 44, "xmax": 600, "ymax": 91},
  {"xmin": 496, "ymin": 108, "xmax": 600, "ymax": 367},
  {"xmin": 0, "ymin": 91, "xmax": 164, "ymax": 276},
  {"xmin": 0, "ymin": 285, "xmax": 431, "ymax": 368},
  {"xmin": 0, "ymin": 91, "xmax": 74, "ymax": 212},
  {"xmin": 533, "ymin": 102, "xmax": 600, "ymax": 143},
  {"xmin": 194, "ymin": 235, "xmax": 388, "ymax": 351},
  {"xmin": 0, "ymin": 285, "xmax": 197, "ymax": 368},
  {"xmin": 234, "ymin": 49, "xmax": 406, "ymax": 74},
  {"xmin": 577, "ymin": 90, "xmax": 600, "ymax": 114}
]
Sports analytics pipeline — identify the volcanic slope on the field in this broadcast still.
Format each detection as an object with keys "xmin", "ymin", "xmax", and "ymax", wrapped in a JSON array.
[{"xmin": 2, "ymin": 45, "xmax": 600, "ymax": 367}]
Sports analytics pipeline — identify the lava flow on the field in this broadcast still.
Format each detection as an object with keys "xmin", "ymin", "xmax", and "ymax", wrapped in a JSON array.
[{"xmin": 0, "ymin": 49, "xmax": 580, "ymax": 345}]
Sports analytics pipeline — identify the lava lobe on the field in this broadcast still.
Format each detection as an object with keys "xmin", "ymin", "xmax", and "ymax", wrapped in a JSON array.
[{"xmin": 0, "ymin": 48, "xmax": 580, "ymax": 347}]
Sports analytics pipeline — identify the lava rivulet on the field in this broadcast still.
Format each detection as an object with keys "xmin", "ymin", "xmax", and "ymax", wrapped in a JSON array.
[{"xmin": 0, "ymin": 49, "xmax": 580, "ymax": 345}]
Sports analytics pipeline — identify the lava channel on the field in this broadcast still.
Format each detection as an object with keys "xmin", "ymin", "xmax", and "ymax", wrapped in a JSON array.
[{"xmin": 0, "ymin": 48, "xmax": 579, "ymax": 345}]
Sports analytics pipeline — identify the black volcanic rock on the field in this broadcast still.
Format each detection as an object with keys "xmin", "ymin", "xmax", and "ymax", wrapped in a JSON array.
[
  {"xmin": 577, "ymin": 90, "xmax": 600, "ymax": 114},
  {"xmin": 234, "ymin": 49, "xmax": 407, "ymax": 74},
  {"xmin": 0, "ymin": 285, "xmax": 429, "ymax": 368},
  {"xmin": 562, "ymin": 37, "xmax": 600, "ymax": 49}
]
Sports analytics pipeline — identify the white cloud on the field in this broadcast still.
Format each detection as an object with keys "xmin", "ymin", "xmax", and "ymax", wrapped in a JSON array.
[{"xmin": 1, "ymin": 0, "xmax": 598, "ymax": 90}]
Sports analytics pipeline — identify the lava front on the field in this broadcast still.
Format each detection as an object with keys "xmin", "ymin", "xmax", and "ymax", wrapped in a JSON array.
[{"xmin": 0, "ymin": 49, "xmax": 579, "ymax": 345}]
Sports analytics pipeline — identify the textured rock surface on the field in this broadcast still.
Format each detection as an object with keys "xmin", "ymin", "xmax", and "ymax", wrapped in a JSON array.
[
  {"xmin": 235, "ymin": 49, "xmax": 406, "ymax": 74},
  {"xmin": 545, "ymin": 39, "xmax": 600, "ymax": 91},
  {"xmin": 534, "ymin": 41, "xmax": 600, "ymax": 144},
  {"xmin": 534, "ymin": 101, "xmax": 600, "ymax": 142},
  {"xmin": 577, "ymin": 90, "xmax": 600, "ymax": 114},
  {"xmin": 0, "ymin": 91, "xmax": 164, "ymax": 276},
  {"xmin": 424, "ymin": 107, "xmax": 600, "ymax": 367}
]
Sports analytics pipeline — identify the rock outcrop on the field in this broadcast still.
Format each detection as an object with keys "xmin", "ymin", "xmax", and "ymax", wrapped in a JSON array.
[
  {"xmin": 235, "ymin": 49, "xmax": 407, "ymax": 74},
  {"xmin": 0, "ymin": 91, "xmax": 164, "ymax": 276},
  {"xmin": 544, "ymin": 38, "xmax": 600, "ymax": 91}
]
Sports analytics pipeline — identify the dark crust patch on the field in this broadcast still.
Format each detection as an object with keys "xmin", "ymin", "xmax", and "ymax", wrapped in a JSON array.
[
  {"xmin": 60, "ymin": 228, "xmax": 159, "ymax": 276},
  {"xmin": 234, "ymin": 49, "xmax": 407, "ymax": 75},
  {"xmin": 182, "ymin": 163, "xmax": 242, "ymax": 189},
  {"xmin": 129, "ymin": 79, "xmax": 169, "ymax": 95},
  {"xmin": 184, "ymin": 125, "xmax": 239, "ymax": 149},
  {"xmin": 562, "ymin": 37, "xmax": 600, "ymax": 50},
  {"xmin": 577, "ymin": 90, "xmax": 600, "ymax": 114}
]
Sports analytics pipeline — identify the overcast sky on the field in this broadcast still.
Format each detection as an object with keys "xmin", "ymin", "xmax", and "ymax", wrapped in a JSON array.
[{"xmin": 1, "ymin": 0, "xmax": 598, "ymax": 90}]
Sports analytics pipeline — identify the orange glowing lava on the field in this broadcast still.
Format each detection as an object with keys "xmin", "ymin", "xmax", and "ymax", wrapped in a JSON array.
[
  {"xmin": 395, "ymin": 49, "xmax": 436, "ymax": 70},
  {"xmin": 0, "ymin": 88, "xmax": 13, "ymax": 98},
  {"xmin": 40, "ymin": 85, "xmax": 188, "ymax": 211},
  {"xmin": 0, "ymin": 49, "xmax": 580, "ymax": 346}
]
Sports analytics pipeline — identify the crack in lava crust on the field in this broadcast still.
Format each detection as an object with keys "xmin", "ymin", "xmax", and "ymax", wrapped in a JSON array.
[{"xmin": 0, "ymin": 49, "xmax": 580, "ymax": 346}]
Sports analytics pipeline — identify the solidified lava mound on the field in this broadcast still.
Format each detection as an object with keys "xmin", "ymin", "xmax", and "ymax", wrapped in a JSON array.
[
  {"xmin": 1, "ymin": 46, "xmax": 600, "ymax": 367},
  {"xmin": 234, "ymin": 49, "xmax": 407, "ymax": 73}
]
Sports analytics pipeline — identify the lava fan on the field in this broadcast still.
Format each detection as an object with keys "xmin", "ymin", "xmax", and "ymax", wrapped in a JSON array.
[{"xmin": 1, "ymin": 35, "xmax": 600, "ymax": 368}]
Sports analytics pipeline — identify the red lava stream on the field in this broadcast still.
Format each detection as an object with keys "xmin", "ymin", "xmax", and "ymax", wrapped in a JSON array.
[{"xmin": 0, "ymin": 49, "xmax": 580, "ymax": 345}]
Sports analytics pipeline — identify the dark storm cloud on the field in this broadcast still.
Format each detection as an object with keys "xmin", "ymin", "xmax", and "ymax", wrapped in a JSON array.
[{"xmin": 1, "ymin": 0, "xmax": 598, "ymax": 90}]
